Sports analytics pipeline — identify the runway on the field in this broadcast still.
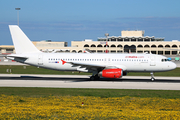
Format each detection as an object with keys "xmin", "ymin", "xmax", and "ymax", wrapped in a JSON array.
[{"xmin": 0, "ymin": 74, "xmax": 180, "ymax": 90}]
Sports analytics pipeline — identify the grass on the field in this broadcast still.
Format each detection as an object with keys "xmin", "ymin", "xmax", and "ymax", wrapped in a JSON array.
[
  {"xmin": 0, "ymin": 65, "xmax": 91, "ymax": 75},
  {"xmin": 0, "ymin": 65, "xmax": 180, "ymax": 76},
  {"xmin": 0, "ymin": 87, "xmax": 180, "ymax": 99}
]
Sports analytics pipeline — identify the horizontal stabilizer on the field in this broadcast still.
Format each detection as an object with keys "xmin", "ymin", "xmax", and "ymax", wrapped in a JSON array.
[{"xmin": 7, "ymin": 54, "xmax": 28, "ymax": 63}]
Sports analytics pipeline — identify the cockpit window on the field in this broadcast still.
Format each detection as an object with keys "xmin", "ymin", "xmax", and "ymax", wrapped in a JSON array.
[{"xmin": 161, "ymin": 59, "xmax": 170, "ymax": 62}]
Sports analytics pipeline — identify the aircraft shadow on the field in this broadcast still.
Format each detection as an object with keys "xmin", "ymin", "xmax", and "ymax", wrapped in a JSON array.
[{"xmin": 0, "ymin": 76, "xmax": 180, "ymax": 83}]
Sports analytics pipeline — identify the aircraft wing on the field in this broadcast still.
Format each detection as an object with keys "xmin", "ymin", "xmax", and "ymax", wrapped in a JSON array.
[
  {"xmin": 61, "ymin": 59, "xmax": 105, "ymax": 71},
  {"xmin": 61, "ymin": 60, "xmax": 126, "ymax": 72}
]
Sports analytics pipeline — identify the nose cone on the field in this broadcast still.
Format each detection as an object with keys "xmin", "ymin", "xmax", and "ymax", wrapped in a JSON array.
[{"xmin": 170, "ymin": 62, "xmax": 177, "ymax": 70}]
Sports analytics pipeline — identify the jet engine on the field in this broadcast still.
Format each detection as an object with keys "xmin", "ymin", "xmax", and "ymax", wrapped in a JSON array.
[{"xmin": 98, "ymin": 68, "xmax": 123, "ymax": 78}]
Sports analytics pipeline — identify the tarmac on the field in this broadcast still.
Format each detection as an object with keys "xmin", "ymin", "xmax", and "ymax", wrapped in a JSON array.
[{"xmin": 0, "ymin": 74, "xmax": 180, "ymax": 90}]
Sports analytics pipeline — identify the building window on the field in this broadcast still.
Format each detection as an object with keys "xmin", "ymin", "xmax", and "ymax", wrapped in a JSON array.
[
  {"xmin": 138, "ymin": 39, "xmax": 143, "ymax": 41},
  {"xmin": 111, "ymin": 38, "xmax": 116, "ymax": 41},
  {"xmin": 151, "ymin": 45, "xmax": 156, "ymax": 48},
  {"xmin": 117, "ymin": 50, "xmax": 122, "ymax": 53},
  {"xmin": 111, "ymin": 50, "xmax": 116, "ymax": 53},
  {"xmin": 151, "ymin": 51, "xmax": 156, "ymax": 54},
  {"xmin": 130, "ymin": 45, "xmax": 136, "ymax": 53},
  {"xmin": 72, "ymin": 50, "xmax": 76, "ymax": 53},
  {"xmin": 97, "ymin": 44, "xmax": 102, "ymax": 47},
  {"xmin": 144, "ymin": 39, "xmax": 150, "ymax": 42},
  {"xmin": 165, "ymin": 51, "xmax": 170, "ymax": 55},
  {"xmin": 124, "ymin": 38, "xmax": 129, "ymax": 42},
  {"xmin": 144, "ymin": 45, "xmax": 150, "ymax": 48},
  {"xmin": 111, "ymin": 44, "xmax": 116, "ymax": 47},
  {"xmin": 131, "ymin": 38, "xmax": 136, "ymax": 42},
  {"xmin": 104, "ymin": 45, "xmax": 109, "ymax": 47},
  {"xmin": 137, "ymin": 51, "xmax": 143, "ymax": 53},
  {"xmin": 84, "ymin": 44, "xmax": 89, "ymax": 47},
  {"xmin": 124, "ymin": 45, "xmax": 129, "ymax": 53},
  {"xmin": 117, "ymin": 38, "xmax": 123, "ymax": 41},
  {"xmin": 137, "ymin": 45, "xmax": 143, "ymax": 48},
  {"xmin": 6, "ymin": 49, "xmax": 14, "ymax": 53},
  {"xmin": 158, "ymin": 51, "xmax": 163, "ymax": 55},
  {"xmin": 144, "ymin": 51, "xmax": 150, "ymax": 53},
  {"xmin": 91, "ymin": 44, "xmax": 96, "ymax": 47},
  {"xmin": 78, "ymin": 50, "xmax": 82, "ymax": 53},
  {"xmin": 172, "ymin": 51, "xmax": 177, "ymax": 55},
  {"xmin": 172, "ymin": 45, "xmax": 177, "ymax": 48},
  {"xmin": 97, "ymin": 50, "xmax": 103, "ymax": 53},
  {"xmin": 91, "ymin": 50, "xmax": 96, "ymax": 53},
  {"xmin": 117, "ymin": 44, "xmax": 122, "ymax": 48},
  {"xmin": 158, "ymin": 45, "xmax": 163, "ymax": 48},
  {"xmin": 165, "ymin": 45, "xmax": 170, "ymax": 48}
]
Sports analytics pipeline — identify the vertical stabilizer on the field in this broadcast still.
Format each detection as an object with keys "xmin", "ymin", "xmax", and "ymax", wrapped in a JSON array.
[{"xmin": 9, "ymin": 25, "xmax": 41, "ymax": 54}]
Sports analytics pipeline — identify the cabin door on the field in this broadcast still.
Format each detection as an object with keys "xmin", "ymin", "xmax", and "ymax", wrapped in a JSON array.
[
  {"xmin": 150, "ymin": 56, "xmax": 156, "ymax": 66},
  {"xmin": 38, "ymin": 54, "xmax": 43, "ymax": 66}
]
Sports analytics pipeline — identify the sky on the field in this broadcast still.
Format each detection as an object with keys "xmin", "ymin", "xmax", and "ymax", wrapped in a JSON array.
[{"xmin": 1, "ymin": 0, "xmax": 180, "ymax": 46}]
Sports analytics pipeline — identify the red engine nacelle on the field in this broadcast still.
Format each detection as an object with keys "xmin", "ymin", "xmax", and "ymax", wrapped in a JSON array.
[{"xmin": 99, "ymin": 68, "xmax": 123, "ymax": 78}]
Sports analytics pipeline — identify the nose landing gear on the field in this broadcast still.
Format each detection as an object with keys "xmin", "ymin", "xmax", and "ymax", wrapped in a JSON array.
[{"xmin": 150, "ymin": 72, "xmax": 155, "ymax": 81}]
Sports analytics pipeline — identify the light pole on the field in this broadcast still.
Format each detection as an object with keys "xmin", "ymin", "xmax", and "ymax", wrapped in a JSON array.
[
  {"xmin": 15, "ymin": 8, "xmax": 21, "ymax": 26},
  {"xmin": 105, "ymin": 33, "xmax": 109, "ymax": 53}
]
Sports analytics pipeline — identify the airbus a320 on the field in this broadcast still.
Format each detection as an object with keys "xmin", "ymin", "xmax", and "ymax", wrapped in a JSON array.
[{"xmin": 7, "ymin": 25, "xmax": 176, "ymax": 81}]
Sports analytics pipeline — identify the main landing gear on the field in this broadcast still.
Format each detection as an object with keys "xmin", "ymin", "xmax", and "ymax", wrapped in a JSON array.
[
  {"xmin": 90, "ymin": 74, "xmax": 100, "ymax": 80},
  {"xmin": 150, "ymin": 72, "xmax": 155, "ymax": 81}
]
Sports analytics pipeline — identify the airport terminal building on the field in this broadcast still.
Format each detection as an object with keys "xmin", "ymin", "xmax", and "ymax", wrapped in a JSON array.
[{"xmin": 0, "ymin": 30, "xmax": 180, "ymax": 56}]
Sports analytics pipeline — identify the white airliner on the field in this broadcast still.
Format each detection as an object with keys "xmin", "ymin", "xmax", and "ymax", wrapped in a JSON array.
[{"xmin": 7, "ymin": 25, "xmax": 176, "ymax": 81}]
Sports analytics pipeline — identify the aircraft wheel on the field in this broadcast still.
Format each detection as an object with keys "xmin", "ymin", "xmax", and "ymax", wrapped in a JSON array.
[
  {"xmin": 150, "ymin": 72, "xmax": 155, "ymax": 81},
  {"xmin": 94, "ymin": 74, "xmax": 100, "ymax": 80},
  {"xmin": 151, "ymin": 77, "xmax": 155, "ymax": 81},
  {"xmin": 90, "ymin": 76, "xmax": 95, "ymax": 81}
]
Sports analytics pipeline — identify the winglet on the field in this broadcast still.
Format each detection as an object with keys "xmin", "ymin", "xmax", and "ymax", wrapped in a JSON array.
[{"xmin": 61, "ymin": 60, "xmax": 66, "ymax": 65}]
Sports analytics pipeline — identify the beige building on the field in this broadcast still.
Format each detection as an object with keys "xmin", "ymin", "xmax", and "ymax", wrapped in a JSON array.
[
  {"xmin": 0, "ymin": 30, "xmax": 180, "ymax": 56},
  {"xmin": 121, "ymin": 30, "xmax": 144, "ymax": 37}
]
